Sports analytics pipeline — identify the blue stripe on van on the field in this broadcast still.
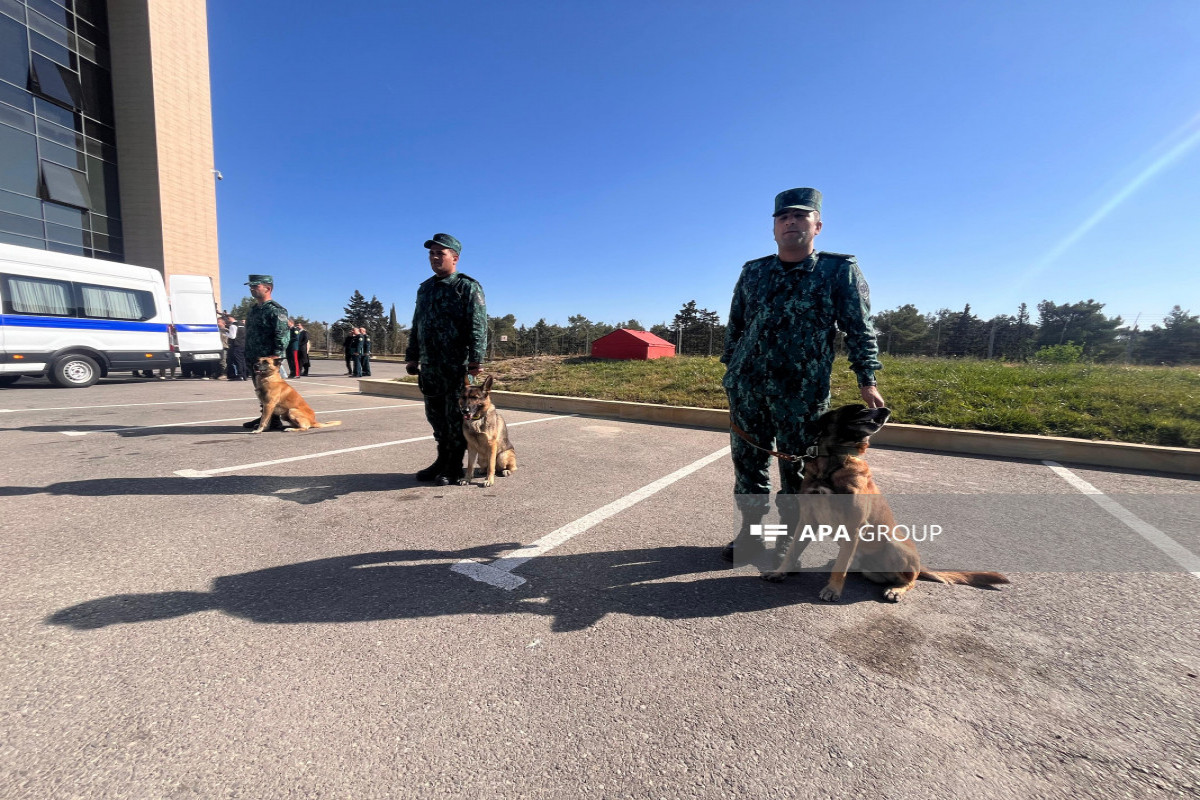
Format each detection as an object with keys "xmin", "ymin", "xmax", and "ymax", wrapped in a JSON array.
[
  {"xmin": 174, "ymin": 324, "xmax": 220, "ymax": 332},
  {"xmin": 0, "ymin": 314, "xmax": 170, "ymax": 333}
]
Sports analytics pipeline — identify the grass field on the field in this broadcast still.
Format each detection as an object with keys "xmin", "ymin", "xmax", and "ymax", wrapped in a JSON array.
[{"xmin": 395, "ymin": 355, "xmax": 1200, "ymax": 448}]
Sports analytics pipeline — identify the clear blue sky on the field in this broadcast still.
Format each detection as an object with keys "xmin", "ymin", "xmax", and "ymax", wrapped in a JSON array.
[{"xmin": 209, "ymin": 0, "xmax": 1200, "ymax": 331}]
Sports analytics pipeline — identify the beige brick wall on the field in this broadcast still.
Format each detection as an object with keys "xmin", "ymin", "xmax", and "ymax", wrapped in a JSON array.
[{"xmin": 109, "ymin": 0, "xmax": 221, "ymax": 304}]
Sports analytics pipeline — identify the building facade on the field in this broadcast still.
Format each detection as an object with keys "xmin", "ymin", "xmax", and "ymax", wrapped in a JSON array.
[{"xmin": 0, "ymin": 0, "xmax": 219, "ymax": 297}]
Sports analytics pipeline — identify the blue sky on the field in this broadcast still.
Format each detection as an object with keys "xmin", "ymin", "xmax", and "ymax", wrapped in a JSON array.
[{"xmin": 209, "ymin": 1, "xmax": 1200, "ymax": 331}]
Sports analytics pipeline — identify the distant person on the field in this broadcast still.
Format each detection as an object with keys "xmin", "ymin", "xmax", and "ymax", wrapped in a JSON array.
[
  {"xmin": 720, "ymin": 188, "xmax": 884, "ymax": 564},
  {"xmin": 405, "ymin": 233, "xmax": 487, "ymax": 485},
  {"xmin": 358, "ymin": 326, "xmax": 372, "ymax": 377},
  {"xmin": 286, "ymin": 320, "xmax": 303, "ymax": 379},
  {"xmin": 297, "ymin": 322, "xmax": 311, "ymax": 376},
  {"xmin": 343, "ymin": 328, "xmax": 357, "ymax": 376},
  {"xmin": 241, "ymin": 274, "xmax": 291, "ymax": 429},
  {"xmin": 226, "ymin": 315, "xmax": 247, "ymax": 380}
]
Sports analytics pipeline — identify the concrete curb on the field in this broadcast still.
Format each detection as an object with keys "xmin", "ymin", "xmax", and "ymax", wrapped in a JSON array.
[{"xmin": 358, "ymin": 378, "xmax": 1199, "ymax": 476}]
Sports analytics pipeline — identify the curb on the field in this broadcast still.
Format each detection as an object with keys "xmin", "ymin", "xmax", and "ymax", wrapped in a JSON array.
[{"xmin": 357, "ymin": 378, "xmax": 1199, "ymax": 477}]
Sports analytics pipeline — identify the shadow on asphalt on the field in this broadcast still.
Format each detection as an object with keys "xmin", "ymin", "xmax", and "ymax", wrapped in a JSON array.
[
  {"xmin": 0, "ymin": 472, "xmax": 424, "ymax": 503},
  {"xmin": 45, "ymin": 546, "xmax": 872, "ymax": 634},
  {"xmin": 9, "ymin": 423, "xmax": 326, "ymax": 437}
]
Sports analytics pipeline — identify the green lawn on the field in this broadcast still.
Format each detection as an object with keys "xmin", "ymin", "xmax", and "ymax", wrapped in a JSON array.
[{"xmin": 396, "ymin": 355, "xmax": 1200, "ymax": 448}]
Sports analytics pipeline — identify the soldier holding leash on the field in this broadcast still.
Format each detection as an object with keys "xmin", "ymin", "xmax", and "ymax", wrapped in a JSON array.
[
  {"xmin": 405, "ymin": 233, "xmax": 487, "ymax": 485},
  {"xmin": 241, "ymin": 274, "xmax": 291, "ymax": 430}
]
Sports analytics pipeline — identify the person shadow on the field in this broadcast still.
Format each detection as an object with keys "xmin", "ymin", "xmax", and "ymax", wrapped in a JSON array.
[{"xmin": 45, "ymin": 544, "xmax": 882, "ymax": 635}]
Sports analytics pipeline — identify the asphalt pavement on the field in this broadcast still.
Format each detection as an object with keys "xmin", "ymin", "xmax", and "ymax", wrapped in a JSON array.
[{"xmin": 2, "ymin": 361, "xmax": 1197, "ymax": 799}]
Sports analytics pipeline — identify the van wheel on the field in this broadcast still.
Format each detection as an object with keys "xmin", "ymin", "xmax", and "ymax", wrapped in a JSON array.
[
  {"xmin": 0, "ymin": 375, "xmax": 21, "ymax": 386},
  {"xmin": 51, "ymin": 355, "xmax": 100, "ymax": 388}
]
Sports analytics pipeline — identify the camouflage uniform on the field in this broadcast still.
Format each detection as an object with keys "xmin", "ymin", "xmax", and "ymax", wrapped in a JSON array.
[
  {"xmin": 405, "ymin": 271, "xmax": 487, "ymax": 474},
  {"xmin": 722, "ymin": 250, "xmax": 880, "ymax": 501},
  {"xmin": 245, "ymin": 299, "xmax": 291, "ymax": 366}
]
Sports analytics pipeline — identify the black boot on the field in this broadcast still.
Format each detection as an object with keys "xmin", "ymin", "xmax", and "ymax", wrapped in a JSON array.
[
  {"xmin": 721, "ymin": 503, "xmax": 769, "ymax": 564},
  {"xmin": 416, "ymin": 444, "xmax": 445, "ymax": 481},
  {"xmin": 438, "ymin": 445, "xmax": 466, "ymax": 486}
]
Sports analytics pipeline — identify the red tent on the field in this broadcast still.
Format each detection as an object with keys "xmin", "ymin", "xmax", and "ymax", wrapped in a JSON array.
[{"xmin": 591, "ymin": 329, "xmax": 676, "ymax": 360}]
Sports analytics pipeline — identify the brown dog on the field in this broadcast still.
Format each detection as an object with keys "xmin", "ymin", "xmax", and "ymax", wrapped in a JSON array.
[
  {"xmin": 763, "ymin": 404, "xmax": 1008, "ymax": 602},
  {"xmin": 458, "ymin": 375, "xmax": 516, "ymax": 487},
  {"xmin": 250, "ymin": 357, "xmax": 342, "ymax": 434}
]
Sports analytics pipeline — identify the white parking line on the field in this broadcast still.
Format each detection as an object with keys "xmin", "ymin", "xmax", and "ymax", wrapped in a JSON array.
[
  {"xmin": 1045, "ymin": 460, "xmax": 1200, "ymax": 579},
  {"xmin": 174, "ymin": 414, "xmax": 576, "ymax": 478},
  {"xmin": 1, "ymin": 392, "xmax": 350, "ymax": 414},
  {"xmin": 452, "ymin": 445, "xmax": 732, "ymax": 590},
  {"xmin": 60, "ymin": 403, "xmax": 423, "ymax": 436}
]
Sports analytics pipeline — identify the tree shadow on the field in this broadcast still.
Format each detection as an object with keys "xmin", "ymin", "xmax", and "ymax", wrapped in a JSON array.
[
  {"xmin": 0, "ymin": 472, "xmax": 422, "ymax": 504},
  {"xmin": 14, "ymin": 423, "xmax": 267, "ymax": 438},
  {"xmin": 45, "ymin": 545, "xmax": 884, "ymax": 635}
]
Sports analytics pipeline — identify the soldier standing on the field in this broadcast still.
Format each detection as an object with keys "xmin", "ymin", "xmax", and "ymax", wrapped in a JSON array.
[
  {"xmin": 343, "ymin": 328, "xmax": 357, "ymax": 376},
  {"xmin": 226, "ymin": 315, "xmax": 247, "ymax": 380},
  {"xmin": 720, "ymin": 188, "xmax": 884, "ymax": 563},
  {"xmin": 241, "ymin": 274, "xmax": 292, "ymax": 429},
  {"xmin": 359, "ymin": 326, "xmax": 372, "ymax": 377},
  {"xmin": 405, "ymin": 233, "xmax": 487, "ymax": 485}
]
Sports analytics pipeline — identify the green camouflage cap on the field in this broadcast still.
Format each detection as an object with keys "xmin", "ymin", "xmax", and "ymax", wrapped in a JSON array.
[
  {"xmin": 423, "ymin": 233, "xmax": 462, "ymax": 254},
  {"xmin": 773, "ymin": 187, "xmax": 822, "ymax": 216},
  {"xmin": 244, "ymin": 274, "xmax": 274, "ymax": 286}
]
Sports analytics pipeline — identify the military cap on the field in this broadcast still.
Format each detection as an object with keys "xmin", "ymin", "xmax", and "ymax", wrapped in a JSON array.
[
  {"xmin": 244, "ymin": 274, "xmax": 274, "ymax": 286},
  {"xmin": 423, "ymin": 233, "xmax": 462, "ymax": 254},
  {"xmin": 773, "ymin": 187, "xmax": 822, "ymax": 216}
]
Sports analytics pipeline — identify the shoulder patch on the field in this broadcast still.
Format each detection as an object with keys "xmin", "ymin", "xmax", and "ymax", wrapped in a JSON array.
[{"xmin": 820, "ymin": 251, "xmax": 856, "ymax": 261}]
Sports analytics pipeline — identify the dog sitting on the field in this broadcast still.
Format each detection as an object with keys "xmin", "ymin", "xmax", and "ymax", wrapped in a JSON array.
[
  {"xmin": 458, "ymin": 375, "xmax": 516, "ymax": 487},
  {"xmin": 249, "ymin": 357, "xmax": 342, "ymax": 434},
  {"xmin": 763, "ymin": 404, "xmax": 1009, "ymax": 602}
]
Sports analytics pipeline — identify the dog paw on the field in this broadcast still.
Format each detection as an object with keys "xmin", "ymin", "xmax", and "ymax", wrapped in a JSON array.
[
  {"xmin": 883, "ymin": 588, "xmax": 904, "ymax": 602},
  {"xmin": 818, "ymin": 586, "xmax": 842, "ymax": 602},
  {"xmin": 499, "ymin": 469, "xmax": 511, "ymax": 477},
  {"xmin": 456, "ymin": 479, "xmax": 471, "ymax": 486},
  {"xmin": 761, "ymin": 571, "xmax": 787, "ymax": 582},
  {"xmin": 250, "ymin": 428, "xmax": 264, "ymax": 435},
  {"xmin": 482, "ymin": 478, "xmax": 495, "ymax": 487}
]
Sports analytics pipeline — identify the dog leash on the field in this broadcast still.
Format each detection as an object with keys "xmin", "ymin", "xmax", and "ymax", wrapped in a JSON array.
[{"xmin": 728, "ymin": 422, "xmax": 861, "ymax": 464}]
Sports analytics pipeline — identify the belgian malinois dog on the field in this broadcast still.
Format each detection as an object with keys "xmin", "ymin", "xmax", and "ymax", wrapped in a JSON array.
[
  {"xmin": 250, "ymin": 357, "xmax": 342, "ymax": 434},
  {"xmin": 763, "ymin": 404, "xmax": 1009, "ymax": 602},
  {"xmin": 458, "ymin": 375, "xmax": 516, "ymax": 487}
]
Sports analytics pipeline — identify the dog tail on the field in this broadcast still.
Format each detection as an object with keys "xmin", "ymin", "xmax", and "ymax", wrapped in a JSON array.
[
  {"xmin": 311, "ymin": 420, "xmax": 342, "ymax": 428},
  {"xmin": 919, "ymin": 570, "xmax": 1009, "ymax": 589}
]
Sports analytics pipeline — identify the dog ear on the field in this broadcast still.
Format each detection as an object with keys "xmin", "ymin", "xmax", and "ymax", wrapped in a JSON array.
[{"xmin": 483, "ymin": 375, "xmax": 493, "ymax": 393}]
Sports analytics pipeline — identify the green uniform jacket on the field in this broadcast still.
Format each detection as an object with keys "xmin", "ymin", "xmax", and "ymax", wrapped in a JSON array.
[
  {"xmin": 405, "ymin": 272, "xmax": 487, "ymax": 394},
  {"xmin": 245, "ymin": 299, "xmax": 291, "ymax": 363},
  {"xmin": 722, "ymin": 251, "xmax": 881, "ymax": 402}
]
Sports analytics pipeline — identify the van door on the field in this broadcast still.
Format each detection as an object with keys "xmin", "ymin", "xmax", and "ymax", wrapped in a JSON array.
[{"xmin": 168, "ymin": 275, "xmax": 222, "ymax": 375}]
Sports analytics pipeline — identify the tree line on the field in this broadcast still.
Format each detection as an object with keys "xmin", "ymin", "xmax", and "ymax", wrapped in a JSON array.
[{"xmin": 232, "ymin": 290, "xmax": 1199, "ymax": 365}]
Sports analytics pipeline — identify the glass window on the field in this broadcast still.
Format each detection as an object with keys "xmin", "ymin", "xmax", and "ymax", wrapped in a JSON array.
[
  {"xmin": 83, "ymin": 116, "xmax": 113, "ymax": 145},
  {"xmin": 29, "ymin": 0, "xmax": 72, "ymax": 30},
  {"xmin": 0, "ymin": 125, "xmax": 40, "ymax": 197},
  {"xmin": 43, "ymin": 200, "xmax": 84, "ymax": 226},
  {"xmin": 0, "ymin": 12, "xmax": 29, "ymax": 89},
  {"xmin": 39, "ymin": 137, "xmax": 86, "ymax": 170},
  {"xmin": 0, "ymin": 80, "xmax": 35, "ymax": 113},
  {"xmin": 46, "ymin": 220, "xmax": 87, "ymax": 246},
  {"xmin": 45, "ymin": 239, "xmax": 86, "ymax": 256},
  {"xmin": 74, "ymin": 0, "xmax": 106, "ymax": 34},
  {"xmin": 40, "ymin": 159, "xmax": 89, "ymax": 208},
  {"xmin": 0, "ymin": 102, "xmax": 36, "ymax": 133},
  {"xmin": 83, "ymin": 135, "xmax": 116, "ymax": 163},
  {"xmin": 78, "ymin": 60, "xmax": 112, "ymax": 124},
  {"xmin": 0, "ymin": 0, "xmax": 27, "ymax": 23},
  {"xmin": 79, "ymin": 283, "xmax": 154, "ymax": 321},
  {"xmin": 27, "ymin": 9, "xmax": 70, "ymax": 48},
  {"xmin": 0, "ymin": 188, "xmax": 43, "ymax": 218},
  {"xmin": 3, "ymin": 274, "xmax": 74, "ymax": 315},
  {"xmin": 87, "ymin": 211, "xmax": 120, "ymax": 237},
  {"xmin": 34, "ymin": 97, "xmax": 76, "ymax": 128},
  {"xmin": 0, "ymin": 210, "xmax": 45, "ymax": 239},
  {"xmin": 0, "ymin": 230, "xmax": 47, "ymax": 249},
  {"xmin": 30, "ymin": 31, "xmax": 72, "ymax": 69},
  {"xmin": 84, "ymin": 154, "xmax": 115, "ymax": 216},
  {"xmin": 30, "ymin": 54, "xmax": 82, "ymax": 110},
  {"xmin": 36, "ymin": 116, "xmax": 83, "ymax": 149}
]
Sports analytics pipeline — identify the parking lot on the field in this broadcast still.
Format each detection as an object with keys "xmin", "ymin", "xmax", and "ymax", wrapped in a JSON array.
[{"xmin": 2, "ymin": 361, "xmax": 1198, "ymax": 799}]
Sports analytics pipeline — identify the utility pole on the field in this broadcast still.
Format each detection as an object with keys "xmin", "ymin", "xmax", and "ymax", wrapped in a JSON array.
[{"xmin": 987, "ymin": 319, "xmax": 998, "ymax": 360}]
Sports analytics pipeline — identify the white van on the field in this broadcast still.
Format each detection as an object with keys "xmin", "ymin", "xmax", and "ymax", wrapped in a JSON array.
[
  {"xmin": 0, "ymin": 243, "xmax": 218, "ymax": 388},
  {"xmin": 168, "ymin": 275, "xmax": 223, "ymax": 378}
]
